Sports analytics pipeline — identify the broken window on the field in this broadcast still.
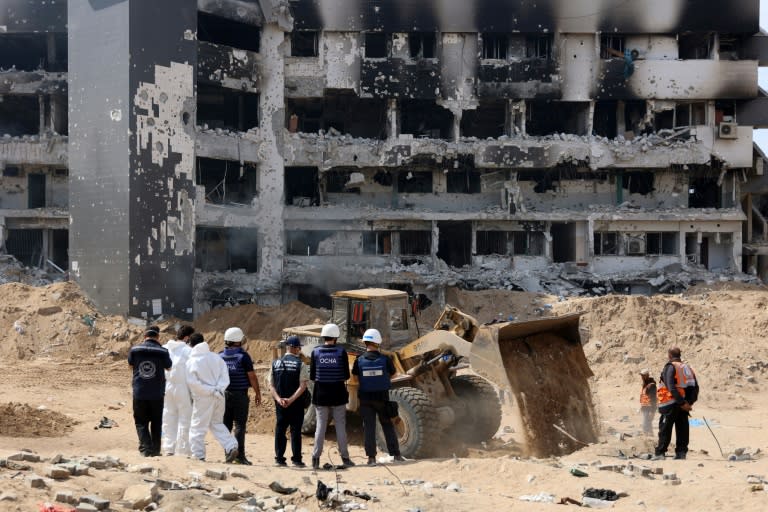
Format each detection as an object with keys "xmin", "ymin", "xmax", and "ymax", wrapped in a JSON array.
[
  {"xmin": 286, "ymin": 230, "xmax": 334, "ymax": 255},
  {"xmin": 678, "ymin": 33, "xmax": 714, "ymax": 59},
  {"xmin": 397, "ymin": 171, "xmax": 433, "ymax": 193},
  {"xmin": 654, "ymin": 108, "xmax": 674, "ymax": 130},
  {"xmin": 715, "ymin": 100, "xmax": 736, "ymax": 124},
  {"xmin": 50, "ymin": 229, "xmax": 68, "ymax": 270},
  {"xmin": 197, "ymin": 11, "xmax": 260, "ymax": 52},
  {"xmin": 325, "ymin": 170, "xmax": 361, "ymax": 194},
  {"xmin": 476, "ymin": 231, "xmax": 510, "ymax": 255},
  {"xmin": 408, "ymin": 32, "xmax": 436, "ymax": 59},
  {"xmin": 526, "ymin": 101, "xmax": 589, "ymax": 136},
  {"xmin": 594, "ymin": 232, "xmax": 619, "ymax": 256},
  {"xmin": 594, "ymin": 100, "xmax": 649, "ymax": 139},
  {"xmin": 437, "ymin": 221, "xmax": 472, "ymax": 267},
  {"xmin": 195, "ymin": 227, "xmax": 259, "ymax": 272},
  {"xmin": 27, "ymin": 174, "xmax": 45, "ymax": 208},
  {"xmin": 513, "ymin": 231, "xmax": 545, "ymax": 255},
  {"xmin": 284, "ymin": 167, "xmax": 319, "ymax": 206},
  {"xmin": 461, "ymin": 100, "xmax": 506, "ymax": 138},
  {"xmin": 481, "ymin": 34, "xmax": 508, "ymax": 59},
  {"xmin": 688, "ymin": 177, "xmax": 720, "ymax": 208},
  {"xmin": 286, "ymin": 94, "xmax": 387, "ymax": 139},
  {"xmin": 0, "ymin": 95, "xmax": 40, "ymax": 136},
  {"xmin": 5, "ymin": 229, "xmax": 43, "ymax": 266},
  {"xmin": 518, "ymin": 170, "xmax": 556, "ymax": 193},
  {"xmin": 593, "ymin": 101, "xmax": 618, "ymax": 139},
  {"xmin": 625, "ymin": 234, "xmax": 647, "ymax": 255},
  {"xmin": 3, "ymin": 165, "xmax": 20, "ymax": 177},
  {"xmin": 364, "ymin": 32, "xmax": 389, "ymax": 58},
  {"xmin": 647, "ymin": 232, "xmax": 678, "ymax": 255},
  {"xmin": 0, "ymin": 34, "xmax": 47, "ymax": 71},
  {"xmin": 197, "ymin": 84, "xmax": 259, "ymax": 131},
  {"xmin": 196, "ymin": 157, "xmax": 258, "ymax": 205},
  {"xmin": 362, "ymin": 231, "xmax": 392, "ymax": 255},
  {"xmin": 400, "ymin": 230, "xmax": 431, "ymax": 255},
  {"xmin": 526, "ymin": 34, "xmax": 553, "ymax": 59},
  {"xmin": 446, "ymin": 170, "xmax": 481, "ymax": 194},
  {"xmin": 719, "ymin": 34, "xmax": 743, "ymax": 60},
  {"xmin": 291, "ymin": 31, "xmax": 319, "ymax": 57},
  {"xmin": 674, "ymin": 102, "xmax": 706, "ymax": 127},
  {"xmin": 400, "ymin": 99, "xmax": 453, "ymax": 139},
  {"xmin": 600, "ymin": 35, "xmax": 625, "ymax": 59},
  {"xmin": 623, "ymin": 171, "xmax": 654, "ymax": 195}
]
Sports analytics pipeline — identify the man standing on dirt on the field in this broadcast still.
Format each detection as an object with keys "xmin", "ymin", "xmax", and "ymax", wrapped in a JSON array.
[
  {"xmin": 219, "ymin": 326, "xmax": 262, "ymax": 465},
  {"xmin": 654, "ymin": 347, "xmax": 699, "ymax": 460},
  {"xmin": 127, "ymin": 326, "xmax": 172, "ymax": 457},
  {"xmin": 310, "ymin": 323, "xmax": 355, "ymax": 469},
  {"xmin": 351, "ymin": 328, "xmax": 404, "ymax": 466},
  {"xmin": 186, "ymin": 333, "xmax": 239, "ymax": 463},
  {"xmin": 639, "ymin": 369, "xmax": 657, "ymax": 435},
  {"xmin": 269, "ymin": 335, "xmax": 310, "ymax": 467},
  {"xmin": 161, "ymin": 325, "xmax": 194, "ymax": 456}
]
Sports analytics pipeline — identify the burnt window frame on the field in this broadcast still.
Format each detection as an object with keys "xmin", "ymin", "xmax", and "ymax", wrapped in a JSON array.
[
  {"xmin": 646, "ymin": 232, "xmax": 678, "ymax": 256},
  {"xmin": 525, "ymin": 34, "xmax": 553, "ymax": 59},
  {"xmin": 408, "ymin": 32, "xmax": 437, "ymax": 59},
  {"xmin": 364, "ymin": 32, "xmax": 390, "ymax": 58},
  {"xmin": 512, "ymin": 231, "xmax": 545, "ymax": 256},
  {"xmin": 594, "ymin": 231, "xmax": 619, "ymax": 256},
  {"xmin": 399, "ymin": 230, "xmax": 432, "ymax": 256},
  {"xmin": 476, "ymin": 231, "xmax": 511, "ymax": 256},
  {"xmin": 195, "ymin": 226, "xmax": 259, "ymax": 272},
  {"xmin": 291, "ymin": 30, "xmax": 320, "ymax": 57},
  {"xmin": 397, "ymin": 171, "xmax": 433, "ymax": 194},
  {"xmin": 600, "ymin": 34, "xmax": 626, "ymax": 59},
  {"xmin": 197, "ymin": 11, "xmax": 260, "ymax": 53},
  {"xmin": 362, "ymin": 231, "xmax": 392, "ymax": 255},
  {"xmin": 481, "ymin": 33, "xmax": 508, "ymax": 60}
]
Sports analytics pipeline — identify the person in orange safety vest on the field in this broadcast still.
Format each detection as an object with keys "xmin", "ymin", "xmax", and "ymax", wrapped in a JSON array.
[
  {"xmin": 639, "ymin": 369, "xmax": 657, "ymax": 435},
  {"xmin": 653, "ymin": 347, "xmax": 699, "ymax": 460}
]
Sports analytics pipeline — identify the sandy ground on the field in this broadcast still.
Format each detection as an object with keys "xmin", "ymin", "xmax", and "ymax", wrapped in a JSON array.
[{"xmin": 1, "ymin": 283, "xmax": 768, "ymax": 510}]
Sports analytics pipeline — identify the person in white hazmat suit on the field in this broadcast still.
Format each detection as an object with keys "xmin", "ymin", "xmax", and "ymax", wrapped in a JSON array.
[
  {"xmin": 186, "ymin": 332, "xmax": 239, "ymax": 462},
  {"xmin": 161, "ymin": 325, "xmax": 195, "ymax": 456}
]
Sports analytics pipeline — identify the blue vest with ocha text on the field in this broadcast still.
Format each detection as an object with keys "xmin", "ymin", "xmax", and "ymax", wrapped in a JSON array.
[
  {"xmin": 313, "ymin": 345, "xmax": 346, "ymax": 382},
  {"xmin": 357, "ymin": 353, "xmax": 390, "ymax": 392},
  {"xmin": 221, "ymin": 347, "xmax": 249, "ymax": 390}
]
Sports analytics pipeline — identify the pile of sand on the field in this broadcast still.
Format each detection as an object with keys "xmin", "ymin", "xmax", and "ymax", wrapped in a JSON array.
[{"xmin": 0, "ymin": 402, "xmax": 78, "ymax": 437}]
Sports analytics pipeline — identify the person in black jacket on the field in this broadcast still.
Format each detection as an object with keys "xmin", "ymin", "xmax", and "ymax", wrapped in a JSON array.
[
  {"xmin": 269, "ymin": 335, "xmax": 309, "ymax": 467},
  {"xmin": 128, "ymin": 326, "xmax": 172, "ymax": 457},
  {"xmin": 352, "ymin": 328, "xmax": 404, "ymax": 465},
  {"xmin": 310, "ymin": 323, "xmax": 354, "ymax": 469}
]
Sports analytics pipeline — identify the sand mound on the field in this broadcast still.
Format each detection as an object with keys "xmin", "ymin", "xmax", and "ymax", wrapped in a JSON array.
[{"xmin": 0, "ymin": 402, "xmax": 78, "ymax": 437}]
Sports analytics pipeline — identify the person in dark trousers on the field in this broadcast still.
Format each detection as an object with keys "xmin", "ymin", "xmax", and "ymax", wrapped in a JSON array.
[
  {"xmin": 654, "ymin": 347, "xmax": 699, "ymax": 460},
  {"xmin": 639, "ymin": 368, "xmax": 657, "ymax": 435},
  {"xmin": 219, "ymin": 327, "xmax": 262, "ymax": 465},
  {"xmin": 310, "ymin": 323, "xmax": 355, "ymax": 469},
  {"xmin": 128, "ymin": 326, "xmax": 172, "ymax": 457},
  {"xmin": 351, "ymin": 328, "xmax": 404, "ymax": 466},
  {"xmin": 269, "ymin": 335, "xmax": 310, "ymax": 467}
]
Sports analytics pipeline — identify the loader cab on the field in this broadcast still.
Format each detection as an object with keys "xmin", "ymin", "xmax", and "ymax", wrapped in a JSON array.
[{"xmin": 330, "ymin": 288, "xmax": 418, "ymax": 351}]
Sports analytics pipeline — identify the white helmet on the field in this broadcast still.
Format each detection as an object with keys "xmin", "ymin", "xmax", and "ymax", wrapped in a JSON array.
[
  {"xmin": 224, "ymin": 327, "xmax": 245, "ymax": 344},
  {"xmin": 320, "ymin": 323, "xmax": 340, "ymax": 338},
  {"xmin": 362, "ymin": 328, "xmax": 382, "ymax": 345}
]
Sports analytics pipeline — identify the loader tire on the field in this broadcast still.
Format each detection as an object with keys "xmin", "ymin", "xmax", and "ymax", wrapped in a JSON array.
[
  {"xmin": 301, "ymin": 404, "xmax": 317, "ymax": 435},
  {"xmin": 450, "ymin": 374, "xmax": 502, "ymax": 443},
  {"xmin": 378, "ymin": 387, "xmax": 438, "ymax": 459}
]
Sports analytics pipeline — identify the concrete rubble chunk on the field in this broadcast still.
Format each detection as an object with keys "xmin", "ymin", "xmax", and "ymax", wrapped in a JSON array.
[
  {"xmin": 216, "ymin": 486, "xmax": 240, "ymax": 501},
  {"xmin": 55, "ymin": 490, "xmax": 76, "ymax": 504},
  {"xmin": 27, "ymin": 475, "xmax": 46, "ymax": 488},
  {"xmin": 122, "ymin": 483, "xmax": 159, "ymax": 510},
  {"xmin": 46, "ymin": 465, "xmax": 71, "ymax": 480},
  {"xmin": 50, "ymin": 454, "xmax": 64, "ymax": 464},
  {"xmin": 79, "ymin": 494, "xmax": 110, "ymax": 510},
  {"xmin": 206, "ymin": 468, "xmax": 228, "ymax": 480},
  {"xmin": 38, "ymin": 305, "xmax": 63, "ymax": 315},
  {"xmin": 260, "ymin": 496, "xmax": 284, "ymax": 509},
  {"xmin": 76, "ymin": 504, "xmax": 98, "ymax": 512},
  {"xmin": 0, "ymin": 493, "xmax": 18, "ymax": 501},
  {"xmin": 22, "ymin": 451, "xmax": 42, "ymax": 462},
  {"xmin": 129, "ymin": 464, "xmax": 155, "ymax": 474}
]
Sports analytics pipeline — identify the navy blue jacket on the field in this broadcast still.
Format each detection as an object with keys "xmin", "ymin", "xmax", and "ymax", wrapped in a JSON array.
[{"xmin": 128, "ymin": 339, "xmax": 172, "ymax": 400}]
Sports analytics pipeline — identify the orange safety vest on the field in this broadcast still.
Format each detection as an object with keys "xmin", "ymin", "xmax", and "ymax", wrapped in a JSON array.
[
  {"xmin": 640, "ymin": 383, "xmax": 653, "ymax": 407},
  {"xmin": 657, "ymin": 361, "xmax": 697, "ymax": 407}
]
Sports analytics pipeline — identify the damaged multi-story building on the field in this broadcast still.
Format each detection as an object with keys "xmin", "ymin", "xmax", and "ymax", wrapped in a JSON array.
[{"xmin": 1, "ymin": 0, "xmax": 768, "ymax": 318}]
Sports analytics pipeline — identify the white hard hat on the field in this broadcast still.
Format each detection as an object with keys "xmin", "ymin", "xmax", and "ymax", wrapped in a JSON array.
[
  {"xmin": 224, "ymin": 327, "xmax": 245, "ymax": 343},
  {"xmin": 320, "ymin": 323, "xmax": 340, "ymax": 338},
  {"xmin": 362, "ymin": 328, "xmax": 382, "ymax": 345}
]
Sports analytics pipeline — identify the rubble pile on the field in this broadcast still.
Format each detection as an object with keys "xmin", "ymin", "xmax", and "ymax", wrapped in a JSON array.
[{"xmin": 0, "ymin": 254, "xmax": 66, "ymax": 287}]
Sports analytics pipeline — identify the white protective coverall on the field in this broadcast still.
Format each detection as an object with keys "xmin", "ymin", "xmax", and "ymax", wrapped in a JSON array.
[
  {"xmin": 161, "ymin": 339, "xmax": 192, "ymax": 455},
  {"xmin": 186, "ymin": 341, "xmax": 238, "ymax": 460}
]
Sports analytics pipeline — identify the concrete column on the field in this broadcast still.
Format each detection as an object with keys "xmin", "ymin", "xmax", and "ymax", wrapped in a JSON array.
[
  {"xmin": 387, "ymin": 98, "xmax": 399, "ymax": 139},
  {"xmin": 431, "ymin": 220, "xmax": 439, "ymax": 268},
  {"xmin": 38, "ymin": 95, "xmax": 46, "ymax": 134}
]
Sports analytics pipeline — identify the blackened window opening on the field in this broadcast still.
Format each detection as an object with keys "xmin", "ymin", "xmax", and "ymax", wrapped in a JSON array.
[
  {"xmin": 526, "ymin": 34, "xmax": 553, "ymax": 59},
  {"xmin": 325, "ymin": 170, "xmax": 361, "ymax": 194},
  {"xmin": 476, "ymin": 231, "xmax": 510, "ymax": 255},
  {"xmin": 285, "ymin": 167, "xmax": 319, "ymax": 206},
  {"xmin": 400, "ymin": 99, "xmax": 453, "ymax": 139},
  {"xmin": 286, "ymin": 230, "xmax": 335, "ymax": 255},
  {"xmin": 286, "ymin": 95, "xmax": 387, "ymax": 139},
  {"xmin": 647, "ymin": 232, "xmax": 678, "ymax": 255},
  {"xmin": 482, "ymin": 34, "xmax": 508, "ymax": 59},
  {"xmin": 600, "ymin": 35, "xmax": 625, "ymax": 59},
  {"xmin": 0, "ymin": 34, "xmax": 46, "ymax": 71},
  {"xmin": 291, "ymin": 31, "xmax": 319, "ymax": 57},
  {"xmin": 409, "ymin": 32, "xmax": 436, "ymax": 59},
  {"xmin": 365, "ymin": 32, "xmax": 388, "ymax": 58},
  {"xmin": 197, "ymin": 84, "xmax": 258, "ymax": 131},
  {"xmin": 447, "ymin": 170, "xmax": 481, "ymax": 193},
  {"xmin": 678, "ymin": 33, "xmax": 713, "ymax": 59},
  {"xmin": 362, "ymin": 231, "xmax": 391, "ymax": 255},
  {"xmin": 0, "ymin": 95, "xmax": 40, "ymax": 136},
  {"xmin": 5, "ymin": 229, "xmax": 43, "ymax": 266},
  {"xmin": 623, "ymin": 171, "xmax": 654, "ymax": 195},
  {"xmin": 196, "ymin": 157, "xmax": 258, "ymax": 205},
  {"xmin": 526, "ymin": 101, "xmax": 589, "ymax": 136},
  {"xmin": 594, "ymin": 232, "xmax": 618, "ymax": 255},
  {"xmin": 397, "ymin": 171, "xmax": 433, "ymax": 193},
  {"xmin": 689, "ymin": 177, "xmax": 720, "ymax": 208},
  {"xmin": 196, "ymin": 227, "xmax": 259, "ymax": 272},
  {"xmin": 197, "ymin": 12, "xmax": 260, "ymax": 52},
  {"xmin": 400, "ymin": 231, "xmax": 431, "ymax": 255},
  {"xmin": 461, "ymin": 100, "xmax": 506, "ymax": 138}
]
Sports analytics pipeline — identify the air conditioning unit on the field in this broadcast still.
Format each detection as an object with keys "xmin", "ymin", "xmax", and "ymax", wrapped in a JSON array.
[
  {"xmin": 626, "ymin": 236, "xmax": 646, "ymax": 255},
  {"xmin": 718, "ymin": 122, "xmax": 738, "ymax": 139}
]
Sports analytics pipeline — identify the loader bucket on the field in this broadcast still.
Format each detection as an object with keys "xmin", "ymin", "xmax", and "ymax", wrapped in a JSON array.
[{"xmin": 470, "ymin": 313, "xmax": 598, "ymax": 457}]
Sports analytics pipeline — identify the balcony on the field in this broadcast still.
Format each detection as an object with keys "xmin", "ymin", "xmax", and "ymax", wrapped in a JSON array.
[
  {"xmin": 0, "ymin": 136, "xmax": 67, "ymax": 166},
  {"xmin": 361, "ymin": 58, "xmax": 440, "ymax": 99}
]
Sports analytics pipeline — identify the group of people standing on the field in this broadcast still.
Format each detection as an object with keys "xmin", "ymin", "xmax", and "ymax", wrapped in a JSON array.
[
  {"xmin": 129, "ymin": 321, "xmax": 403, "ymax": 468},
  {"xmin": 128, "ymin": 325, "xmax": 261, "ymax": 464},
  {"xmin": 639, "ymin": 346, "xmax": 700, "ymax": 460}
]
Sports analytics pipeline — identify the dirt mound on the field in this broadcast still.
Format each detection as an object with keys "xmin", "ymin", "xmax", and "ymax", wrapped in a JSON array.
[{"xmin": 0, "ymin": 402, "xmax": 78, "ymax": 437}]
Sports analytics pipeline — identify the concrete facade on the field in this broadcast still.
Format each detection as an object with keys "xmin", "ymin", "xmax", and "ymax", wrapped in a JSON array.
[{"xmin": 1, "ymin": 0, "xmax": 767, "ymax": 316}]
